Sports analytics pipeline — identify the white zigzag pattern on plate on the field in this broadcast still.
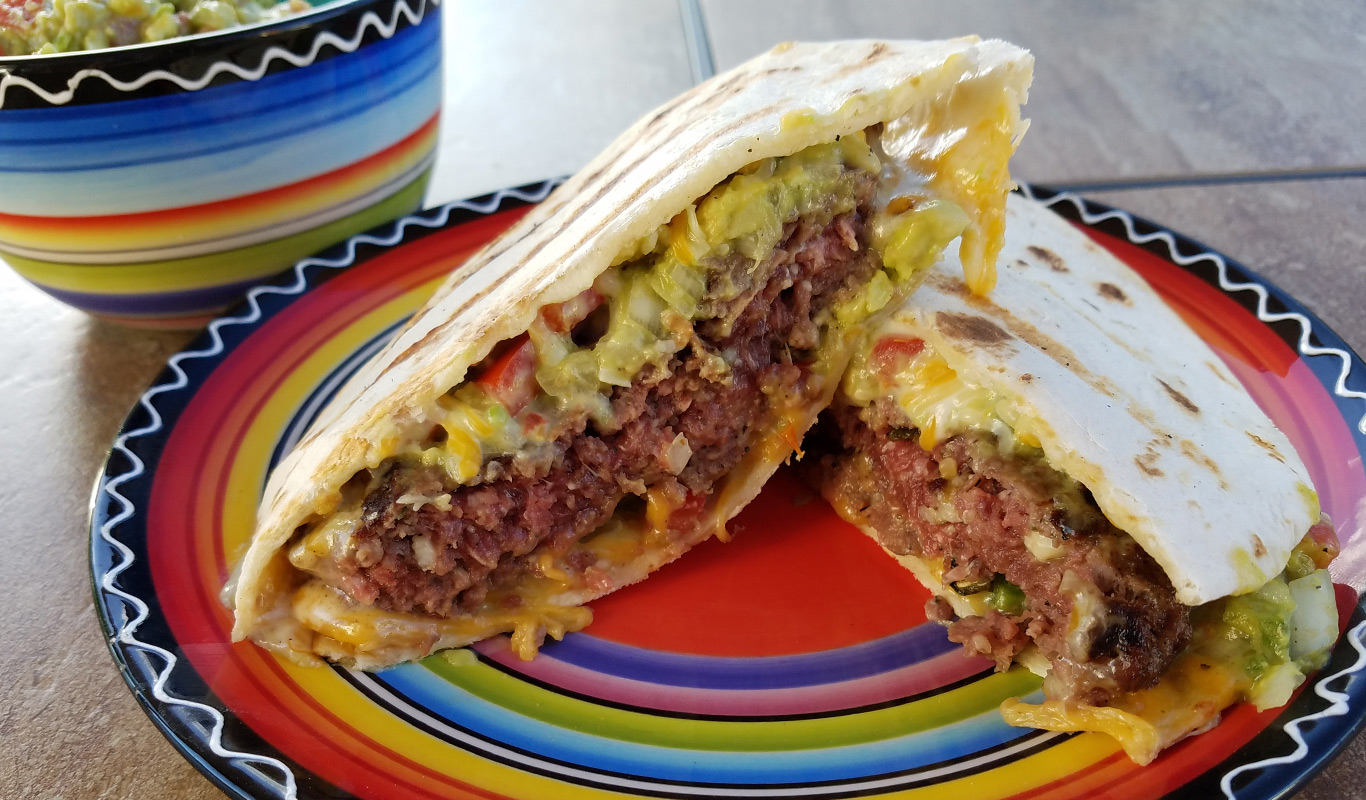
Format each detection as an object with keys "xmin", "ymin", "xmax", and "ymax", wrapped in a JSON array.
[
  {"xmin": 1022, "ymin": 185, "xmax": 1366, "ymax": 796},
  {"xmin": 0, "ymin": 0, "xmax": 437, "ymax": 109},
  {"xmin": 96, "ymin": 180, "xmax": 1363, "ymax": 797},
  {"xmin": 1219, "ymin": 619, "xmax": 1366, "ymax": 799},
  {"xmin": 98, "ymin": 353, "xmax": 300, "ymax": 799},
  {"xmin": 93, "ymin": 179, "xmax": 559, "ymax": 799},
  {"xmin": 1021, "ymin": 186, "xmax": 1366, "ymax": 437}
]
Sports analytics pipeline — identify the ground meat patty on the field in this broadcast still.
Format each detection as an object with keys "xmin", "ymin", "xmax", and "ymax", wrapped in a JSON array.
[
  {"xmin": 813, "ymin": 401, "xmax": 1192, "ymax": 706},
  {"xmin": 338, "ymin": 179, "xmax": 880, "ymax": 616}
]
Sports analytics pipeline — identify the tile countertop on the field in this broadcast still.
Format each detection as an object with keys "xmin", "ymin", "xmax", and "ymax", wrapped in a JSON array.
[{"xmin": 1, "ymin": 1, "xmax": 1363, "ymax": 797}]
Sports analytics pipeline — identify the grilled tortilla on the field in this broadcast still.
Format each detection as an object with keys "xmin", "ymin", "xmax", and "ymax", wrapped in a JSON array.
[
  {"xmin": 229, "ymin": 39, "xmax": 1033, "ymax": 670},
  {"xmin": 812, "ymin": 194, "xmax": 1340, "ymax": 764}
]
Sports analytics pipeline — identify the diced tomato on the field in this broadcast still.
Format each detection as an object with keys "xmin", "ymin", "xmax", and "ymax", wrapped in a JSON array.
[
  {"xmin": 870, "ymin": 335, "xmax": 924, "ymax": 376},
  {"xmin": 540, "ymin": 289, "xmax": 604, "ymax": 334},
  {"xmin": 475, "ymin": 334, "xmax": 538, "ymax": 415},
  {"xmin": 668, "ymin": 491, "xmax": 709, "ymax": 533},
  {"xmin": 871, "ymin": 336, "xmax": 924, "ymax": 364},
  {"xmin": 1305, "ymin": 519, "xmax": 1341, "ymax": 570},
  {"xmin": 1, "ymin": 0, "xmax": 36, "ymax": 29},
  {"xmin": 520, "ymin": 411, "xmax": 549, "ymax": 439}
]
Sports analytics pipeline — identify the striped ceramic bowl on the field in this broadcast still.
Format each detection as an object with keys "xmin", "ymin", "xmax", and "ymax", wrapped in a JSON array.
[{"xmin": 0, "ymin": 0, "xmax": 442, "ymax": 328}]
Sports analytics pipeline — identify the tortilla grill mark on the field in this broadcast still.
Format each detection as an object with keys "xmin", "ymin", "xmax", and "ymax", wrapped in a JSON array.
[
  {"xmin": 444, "ymin": 167, "xmax": 612, "ymax": 285},
  {"xmin": 830, "ymin": 42, "xmax": 895, "ymax": 79},
  {"xmin": 392, "ymin": 48, "xmax": 991, "ymax": 378},
  {"xmin": 1252, "ymin": 534, "xmax": 1268, "ymax": 559},
  {"xmin": 385, "ymin": 69, "xmax": 751, "ymax": 367},
  {"xmin": 1207, "ymin": 360, "xmax": 1238, "ymax": 387},
  {"xmin": 465, "ymin": 101, "xmax": 669, "ymax": 271},
  {"xmin": 638, "ymin": 86, "xmax": 698, "ymax": 133},
  {"xmin": 527, "ymin": 85, "xmax": 779, "ymax": 259},
  {"xmin": 1026, "ymin": 244, "xmax": 1068, "ymax": 272},
  {"xmin": 398, "ymin": 94, "xmax": 792, "ymax": 365},
  {"xmin": 1247, "ymin": 431, "xmax": 1287, "ymax": 463},
  {"xmin": 485, "ymin": 103, "xmax": 777, "ymax": 291},
  {"xmin": 388, "ymin": 218, "xmax": 584, "ymax": 370},
  {"xmin": 1020, "ymin": 373, "xmax": 1034, "ymax": 383},
  {"xmin": 933, "ymin": 311, "xmax": 1016, "ymax": 350},
  {"xmin": 926, "ymin": 270, "xmax": 1128, "ymax": 401},
  {"xmin": 519, "ymin": 104, "xmax": 774, "ymax": 259},
  {"xmin": 388, "ymin": 101, "xmax": 775, "ymax": 372},
  {"xmin": 1157, "ymin": 378, "xmax": 1200, "ymax": 415},
  {"xmin": 1128, "ymin": 407, "xmax": 1163, "ymax": 438},
  {"xmin": 1107, "ymin": 329, "xmax": 1155, "ymax": 366},
  {"xmin": 1097, "ymin": 282, "xmax": 1131, "ymax": 305},
  {"xmin": 1179, "ymin": 438, "xmax": 1229, "ymax": 490},
  {"xmin": 865, "ymin": 41, "xmax": 891, "ymax": 63},
  {"xmin": 1135, "ymin": 449, "xmax": 1164, "ymax": 477},
  {"xmin": 576, "ymin": 165, "xmax": 608, "ymax": 191},
  {"xmin": 969, "ymin": 293, "xmax": 1125, "ymax": 401},
  {"xmin": 1025, "ymin": 270, "xmax": 1155, "ymax": 369},
  {"xmin": 923, "ymin": 269, "xmax": 970, "ymax": 297},
  {"xmin": 702, "ymin": 70, "xmax": 750, "ymax": 103}
]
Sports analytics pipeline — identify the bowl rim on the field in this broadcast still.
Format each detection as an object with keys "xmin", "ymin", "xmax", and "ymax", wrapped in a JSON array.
[
  {"xmin": 0, "ymin": 0, "xmax": 439, "ymax": 108},
  {"xmin": 1, "ymin": 0, "xmax": 367, "ymax": 60}
]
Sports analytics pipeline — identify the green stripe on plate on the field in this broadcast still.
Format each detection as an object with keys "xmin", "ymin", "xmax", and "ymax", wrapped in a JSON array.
[{"xmin": 423, "ymin": 655, "xmax": 1042, "ymax": 751}]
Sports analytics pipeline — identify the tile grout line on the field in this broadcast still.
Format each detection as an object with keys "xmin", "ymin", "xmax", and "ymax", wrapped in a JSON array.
[
  {"xmin": 678, "ymin": 0, "xmax": 715, "ymax": 84},
  {"xmin": 1040, "ymin": 166, "xmax": 1366, "ymax": 194}
]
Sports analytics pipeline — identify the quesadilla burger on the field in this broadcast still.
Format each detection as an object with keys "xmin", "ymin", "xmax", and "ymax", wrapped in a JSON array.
[
  {"xmin": 229, "ymin": 39, "xmax": 1034, "ymax": 670},
  {"xmin": 809, "ymin": 194, "xmax": 1340, "ymax": 764}
]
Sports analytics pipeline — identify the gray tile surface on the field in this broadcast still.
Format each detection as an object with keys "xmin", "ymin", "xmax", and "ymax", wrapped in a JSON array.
[
  {"xmin": 427, "ymin": 0, "xmax": 695, "ymax": 204},
  {"xmin": 2, "ymin": 5, "xmax": 1363, "ymax": 797},
  {"xmin": 0, "ymin": 266, "xmax": 202, "ymax": 800},
  {"xmin": 1085, "ymin": 178, "xmax": 1366, "ymax": 358},
  {"xmin": 699, "ymin": 0, "xmax": 1366, "ymax": 185}
]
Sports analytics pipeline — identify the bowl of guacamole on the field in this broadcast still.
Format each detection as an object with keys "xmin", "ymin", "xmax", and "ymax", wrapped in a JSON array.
[
  {"xmin": 0, "ymin": 0, "xmax": 443, "ymax": 327},
  {"xmin": 0, "ymin": 0, "xmax": 310, "ymax": 55}
]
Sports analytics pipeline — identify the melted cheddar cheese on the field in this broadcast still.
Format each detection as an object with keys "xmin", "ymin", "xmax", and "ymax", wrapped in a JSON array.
[
  {"xmin": 1002, "ymin": 565, "xmax": 1338, "ymax": 764},
  {"xmin": 839, "ymin": 332, "xmax": 1341, "ymax": 764},
  {"xmin": 843, "ymin": 332, "xmax": 1040, "ymax": 452},
  {"xmin": 253, "ymin": 83, "xmax": 1027, "ymax": 669}
]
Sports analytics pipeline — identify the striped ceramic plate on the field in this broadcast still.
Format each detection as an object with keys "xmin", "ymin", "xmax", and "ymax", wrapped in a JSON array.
[{"xmin": 90, "ymin": 182, "xmax": 1366, "ymax": 799}]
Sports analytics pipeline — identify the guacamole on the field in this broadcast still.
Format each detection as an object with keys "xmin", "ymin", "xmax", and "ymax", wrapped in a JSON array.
[{"xmin": 1, "ymin": 0, "xmax": 308, "ymax": 56}]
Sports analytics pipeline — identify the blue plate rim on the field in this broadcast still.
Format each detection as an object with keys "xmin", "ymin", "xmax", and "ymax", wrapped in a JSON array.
[{"xmin": 87, "ymin": 179, "xmax": 1366, "ymax": 800}]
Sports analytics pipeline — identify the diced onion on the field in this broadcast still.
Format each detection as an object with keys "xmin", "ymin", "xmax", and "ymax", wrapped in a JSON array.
[
  {"xmin": 411, "ymin": 535, "xmax": 438, "ymax": 571},
  {"xmin": 1024, "ymin": 530, "xmax": 1066, "ymax": 562},
  {"xmin": 1250, "ymin": 662, "xmax": 1305, "ymax": 711},
  {"xmin": 663, "ymin": 433, "xmax": 693, "ymax": 475},
  {"xmin": 1288, "ymin": 569, "xmax": 1338, "ymax": 669}
]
